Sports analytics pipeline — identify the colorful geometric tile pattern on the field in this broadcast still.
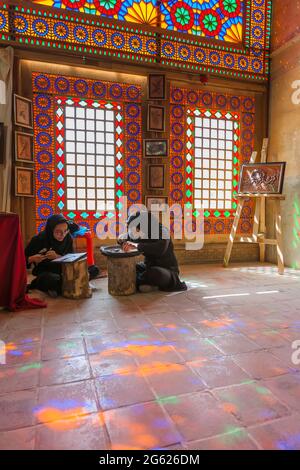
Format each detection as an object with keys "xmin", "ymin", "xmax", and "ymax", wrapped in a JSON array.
[
  {"xmin": 169, "ymin": 86, "xmax": 255, "ymax": 235},
  {"xmin": 32, "ymin": 72, "xmax": 142, "ymax": 235},
  {"xmin": 32, "ymin": 0, "xmax": 245, "ymax": 43},
  {"xmin": 0, "ymin": 1, "xmax": 272, "ymax": 81}
]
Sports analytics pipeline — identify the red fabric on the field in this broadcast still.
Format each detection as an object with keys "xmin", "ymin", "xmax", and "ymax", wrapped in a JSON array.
[
  {"xmin": 77, "ymin": 231, "xmax": 94, "ymax": 266},
  {"xmin": 0, "ymin": 213, "xmax": 47, "ymax": 311}
]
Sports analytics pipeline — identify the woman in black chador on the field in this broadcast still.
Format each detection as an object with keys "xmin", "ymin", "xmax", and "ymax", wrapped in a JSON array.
[
  {"xmin": 119, "ymin": 211, "xmax": 187, "ymax": 293},
  {"xmin": 25, "ymin": 214, "xmax": 78, "ymax": 297}
]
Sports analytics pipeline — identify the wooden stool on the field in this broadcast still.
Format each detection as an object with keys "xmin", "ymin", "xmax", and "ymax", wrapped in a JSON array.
[
  {"xmin": 52, "ymin": 253, "xmax": 92, "ymax": 299},
  {"xmin": 100, "ymin": 246, "xmax": 140, "ymax": 296}
]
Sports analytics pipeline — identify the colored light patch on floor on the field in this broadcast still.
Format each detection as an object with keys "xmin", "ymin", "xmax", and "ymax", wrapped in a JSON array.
[{"xmin": 34, "ymin": 400, "xmax": 96, "ymax": 430}]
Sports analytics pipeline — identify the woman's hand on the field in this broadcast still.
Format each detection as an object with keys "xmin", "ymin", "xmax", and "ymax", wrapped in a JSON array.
[
  {"xmin": 45, "ymin": 250, "xmax": 60, "ymax": 260},
  {"xmin": 28, "ymin": 254, "xmax": 46, "ymax": 265},
  {"xmin": 122, "ymin": 242, "xmax": 138, "ymax": 252}
]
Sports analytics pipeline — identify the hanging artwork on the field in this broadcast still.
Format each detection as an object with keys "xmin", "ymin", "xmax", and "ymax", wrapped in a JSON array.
[
  {"xmin": 14, "ymin": 95, "xmax": 33, "ymax": 129},
  {"xmin": 15, "ymin": 131, "xmax": 34, "ymax": 163},
  {"xmin": 238, "ymin": 163, "xmax": 286, "ymax": 194},
  {"xmin": 15, "ymin": 167, "xmax": 34, "ymax": 197}
]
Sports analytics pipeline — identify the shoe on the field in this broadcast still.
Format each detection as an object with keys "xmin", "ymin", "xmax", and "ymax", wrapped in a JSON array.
[
  {"xmin": 47, "ymin": 289, "xmax": 58, "ymax": 298},
  {"xmin": 138, "ymin": 284, "xmax": 159, "ymax": 293}
]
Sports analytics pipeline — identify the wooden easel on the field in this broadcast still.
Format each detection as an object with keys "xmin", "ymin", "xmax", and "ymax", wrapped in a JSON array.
[{"xmin": 223, "ymin": 139, "xmax": 285, "ymax": 275}]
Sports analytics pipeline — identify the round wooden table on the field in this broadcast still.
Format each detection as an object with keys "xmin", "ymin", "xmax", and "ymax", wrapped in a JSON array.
[{"xmin": 100, "ymin": 245, "xmax": 141, "ymax": 296}]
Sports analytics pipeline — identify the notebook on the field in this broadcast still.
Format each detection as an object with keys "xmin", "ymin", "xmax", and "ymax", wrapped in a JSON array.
[{"xmin": 51, "ymin": 252, "xmax": 87, "ymax": 263}]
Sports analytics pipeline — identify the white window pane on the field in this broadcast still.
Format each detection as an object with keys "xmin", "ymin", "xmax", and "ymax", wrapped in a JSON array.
[
  {"xmin": 226, "ymin": 181, "xmax": 232, "ymax": 189},
  {"xmin": 218, "ymin": 171, "xmax": 225, "ymax": 179},
  {"xmin": 211, "ymin": 160, "xmax": 217, "ymax": 169},
  {"xmin": 194, "ymin": 159, "xmax": 202, "ymax": 169},
  {"xmin": 203, "ymin": 190, "xmax": 209, "ymax": 198},
  {"xmin": 195, "ymin": 138, "xmax": 202, "ymax": 148},
  {"xmin": 203, "ymin": 170, "xmax": 209, "ymax": 179},
  {"xmin": 96, "ymin": 167, "xmax": 105, "ymax": 177},
  {"xmin": 106, "ymin": 121, "xmax": 114, "ymax": 132},
  {"xmin": 106, "ymin": 178, "xmax": 115, "ymax": 188},
  {"xmin": 77, "ymin": 166, "xmax": 85, "ymax": 176},
  {"xmin": 77, "ymin": 143, "xmax": 85, "ymax": 153},
  {"xmin": 203, "ymin": 139, "xmax": 210, "ymax": 148},
  {"xmin": 77, "ymin": 177, "xmax": 85, "ymax": 187},
  {"xmin": 96, "ymin": 110, "xmax": 104, "ymax": 120},
  {"xmin": 96, "ymin": 133, "xmax": 104, "ymax": 143},
  {"xmin": 87, "ymin": 178, "xmax": 95, "ymax": 188},
  {"xmin": 195, "ymin": 190, "xmax": 201, "ymax": 199},
  {"xmin": 87, "ymin": 132, "xmax": 95, "ymax": 142},
  {"xmin": 86, "ymin": 166, "xmax": 95, "ymax": 177},
  {"xmin": 106, "ymin": 155, "xmax": 115, "ymax": 166},
  {"xmin": 211, "ymin": 119, "xmax": 218, "ymax": 129},
  {"xmin": 211, "ymin": 130, "xmax": 217, "ymax": 139},
  {"xmin": 226, "ymin": 121, "xmax": 233, "ymax": 130},
  {"xmin": 219, "ymin": 120, "xmax": 225, "ymax": 129},
  {"xmin": 106, "ymin": 189, "xmax": 114, "ymax": 199},
  {"xmin": 203, "ymin": 180, "xmax": 209, "ymax": 189},
  {"xmin": 218, "ymin": 190, "xmax": 224, "ymax": 199},
  {"xmin": 219, "ymin": 141, "xmax": 225, "ymax": 150},
  {"xmin": 211, "ymin": 140, "xmax": 217, "ymax": 149},
  {"xmin": 76, "ymin": 108, "xmax": 85, "ymax": 118},
  {"xmin": 87, "ymin": 200, "xmax": 95, "ymax": 210},
  {"xmin": 195, "ymin": 127, "xmax": 202, "ymax": 137},
  {"xmin": 67, "ymin": 189, "xmax": 75, "ymax": 198},
  {"xmin": 87, "ymin": 120, "xmax": 95, "ymax": 131},
  {"xmin": 65, "ymin": 107, "xmax": 74, "ymax": 117},
  {"xmin": 226, "ymin": 141, "xmax": 233, "ymax": 150},
  {"xmin": 66, "ymin": 118, "xmax": 75, "ymax": 129},
  {"xmin": 210, "ymin": 201, "xmax": 217, "ymax": 208},
  {"xmin": 210, "ymin": 180, "xmax": 217, "ymax": 189},
  {"xmin": 87, "ymin": 155, "xmax": 95, "ymax": 165},
  {"xmin": 226, "ymin": 171, "xmax": 232, "ymax": 179},
  {"xmin": 106, "ymin": 111, "xmax": 114, "ymax": 121},
  {"xmin": 77, "ymin": 120, "xmax": 85, "ymax": 130},
  {"xmin": 97, "ymin": 178, "xmax": 105, "ymax": 187},
  {"xmin": 225, "ymin": 201, "xmax": 232, "ymax": 209},
  {"xmin": 67, "ymin": 177, "xmax": 75, "ymax": 186},
  {"xmin": 97, "ymin": 189, "xmax": 105, "ymax": 198},
  {"xmin": 218, "ymin": 181, "xmax": 224, "ymax": 189},
  {"xmin": 65, "ymin": 141, "xmax": 75, "ymax": 152},
  {"xmin": 67, "ymin": 165, "xmax": 75, "ymax": 176},
  {"xmin": 218, "ymin": 130, "xmax": 225, "ymax": 139},
  {"xmin": 76, "ymin": 131, "xmax": 85, "ymax": 141},
  {"xmin": 87, "ymin": 189, "xmax": 95, "ymax": 199},
  {"xmin": 66, "ymin": 130, "xmax": 75, "ymax": 140},
  {"xmin": 106, "ymin": 167, "xmax": 114, "ymax": 177},
  {"xmin": 97, "ymin": 200, "xmax": 106, "ymax": 210},
  {"xmin": 195, "ymin": 179, "xmax": 201, "ymax": 188},
  {"xmin": 96, "ymin": 120, "xmax": 104, "ymax": 131},
  {"xmin": 77, "ymin": 154, "xmax": 85, "ymax": 165},
  {"xmin": 86, "ymin": 109, "xmax": 95, "ymax": 119},
  {"xmin": 68, "ymin": 200, "xmax": 76, "ymax": 210},
  {"xmin": 77, "ymin": 188, "xmax": 86, "ymax": 198},
  {"xmin": 203, "ymin": 119, "xmax": 210, "ymax": 127},
  {"xmin": 211, "ymin": 170, "xmax": 217, "ymax": 179},
  {"xmin": 106, "ymin": 145, "xmax": 115, "ymax": 155},
  {"xmin": 219, "ymin": 161, "xmax": 225, "ymax": 169},
  {"xmin": 203, "ymin": 159, "xmax": 210, "ymax": 168},
  {"xmin": 195, "ymin": 169, "xmax": 201, "ymax": 178},
  {"xmin": 210, "ymin": 190, "xmax": 216, "ymax": 199},
  {"xmin": 87, "ymin": 143, "xmax": 95, "ymax": 153},
  {"xmin": 203, "ymin": 200, "xmax": 209, "ymax": 209},
  {"xmin": 226, "ymin": 161, "xmax": 232, "ymax": 169},
  {"xmin": 106, "ymin": 200, "xmax": 115, "ymax": 210},
  {"xmin": 226, "ymin": 191, "xmax": 232, "ymax": 199},
  {"xmin": 66, "ymin": 154, "xmax": 75, "ymax": 164},
  {"xmin": 78, "ymin": 200, "xmax": 85, "ymax": 210}
]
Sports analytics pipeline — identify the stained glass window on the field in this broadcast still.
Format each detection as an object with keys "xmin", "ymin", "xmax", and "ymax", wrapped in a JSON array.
[
  {"xmin": 191, "ymin": 110, "xmax": 237, "ymax": 210},
  {"xmin": 62, "ymin": 101, "xmax": 117, "ymax": 212},
  {"xmin": 32, "ymin": 0, "xmax": 244, "ymax": 42}
]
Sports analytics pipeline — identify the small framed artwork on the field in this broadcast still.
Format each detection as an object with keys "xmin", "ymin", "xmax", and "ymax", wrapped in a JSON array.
[
  {"xmin": 15, "ymin": 131, "xmax": 34, "ymax": 163},
  {"xmin": 147, "ymin": 104, "xmax": 165, "ymax": 132},
  {"xmin": 14, "ymin": 94, "xmax": 33, "ymax": 129},
  {"xmin": 148, "ymin": 74, "xmax": 166, "ymax": 100},
  {"xmin": 147, "ymin": 164, "xmax": 165, "ymax": 190},
  {"xmin": 144, "ymin": 139, "xmax": 168, "ymax": 157},
  {"xmin": 15, "ymin": 166, "xmax": 34, "ymax": 197},
  {"xmin": 238, "ymin": 162, "xmax": 286, "ymax": 195},
  {"xmin": 145, "ymin": 196, "xmax": 168, "ymax": 211}
]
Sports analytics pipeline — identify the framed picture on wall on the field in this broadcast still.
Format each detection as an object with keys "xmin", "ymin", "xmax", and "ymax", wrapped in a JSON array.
[
  {"xmin": 147, "ymin": 104, "xmax": 165, "ymax": 132},
  {"xmin": 238, "ymin": 162, "xmax": 286, "ymax": 195},
  {"xmin": 144, "ymin": 139, "xmax": 168, "ymax": 157},
  {"xmin": 148, "ymin": 74, "xmax": 166, "ymax": 100},
  {"xmin": 15, "ymin": 131, "xmax": 34, "ymax": 163},
  {"xmin": 147, "ymin": 164, "xmax": 165, "ymax": 190},
  {"xmin": 14, "ymin": 94, "xmax": 33, "ymax": 129},
  {"xmin": 145, "ymin": 196, "xmax": 168, "ymax": 211},
  {"xmin": 15, "ymin": 166, "xmax": 34, "ymax": 197}
]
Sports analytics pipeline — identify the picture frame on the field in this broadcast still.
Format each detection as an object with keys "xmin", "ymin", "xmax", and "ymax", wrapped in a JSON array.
[
  {"xmin": 148, "ymin": 74, "xmax": 166, "ymax": 100},
  {"xmin": 147, "ymin": 104, "xmax": 165, "ymax": 132},
  {"xmin": 238, "ymin": 162, "xmax": 286, "ymax": 195},
  {"xmin": 15, "ymin": 166, "xmax": 34, "ymax": 197},
  {"xmin": 14, "ymin": 94, "xmax": 33, "ymax": 129},
  {"xmin": 144, "ymin": 139, "xmax": 168, "ymax": 157},
  {"xmin": 145, "ymin": 196, "xmax": 168, "ymax": 211},
  {"xmin": 15, "ymin": 131, "xmax": 34, "ymax": 163},
  {"xmin": 147, "ymin": 164, "xmax": 165, "ymax": 190}
]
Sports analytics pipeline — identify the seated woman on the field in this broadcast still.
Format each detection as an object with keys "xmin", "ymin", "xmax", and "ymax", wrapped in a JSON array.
[
  {"xmin": 119, "ymin": 211, "xmax": 187, "ymax": 293},
  {"xmin": 25, "ymin": 214, "xmax": 78, "ymax": 297}
]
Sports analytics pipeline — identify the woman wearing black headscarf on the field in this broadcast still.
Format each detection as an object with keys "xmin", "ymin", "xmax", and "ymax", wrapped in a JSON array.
[
  {"xmin": 118, "ymin": 211, "xmax": 187, "ymax": 293},
  {"xmin": 25, "ymin": 214, "xmax": 78, "ymax": 297}
]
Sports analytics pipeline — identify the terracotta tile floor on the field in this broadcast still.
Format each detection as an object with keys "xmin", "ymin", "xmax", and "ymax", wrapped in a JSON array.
[{"xmin": 0, "ymin": 263, "xmax": 300, "ymax": 450}]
